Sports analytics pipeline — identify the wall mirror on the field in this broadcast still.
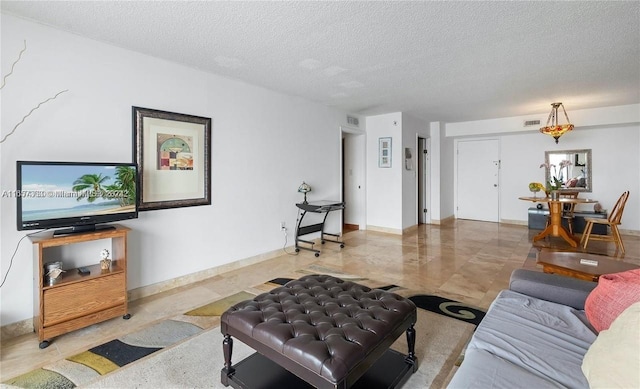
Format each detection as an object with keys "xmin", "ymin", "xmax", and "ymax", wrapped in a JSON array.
[{"xmin": 545, "ymin": 149, "xmax": 592, "ymax": 192}]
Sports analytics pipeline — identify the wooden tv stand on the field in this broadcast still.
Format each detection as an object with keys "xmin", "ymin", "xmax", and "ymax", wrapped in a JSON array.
[{"xmin": 30, "ymin": 225, "xmax": 130, "ymax": 349}]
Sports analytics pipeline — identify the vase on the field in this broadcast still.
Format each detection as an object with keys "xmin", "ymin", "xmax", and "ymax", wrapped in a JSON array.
[{"xmin": 550, "ymin": 191, "xmax": 560, "ymax": 200}]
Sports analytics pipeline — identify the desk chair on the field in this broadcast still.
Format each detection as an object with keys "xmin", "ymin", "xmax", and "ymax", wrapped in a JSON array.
[
  {"xmin": 580, "ymin": 191, "xmax": 630, "ymax": 254},
  {"xmin": 545, "ymin": 191, "xmax": 580, "ymax": 235}
]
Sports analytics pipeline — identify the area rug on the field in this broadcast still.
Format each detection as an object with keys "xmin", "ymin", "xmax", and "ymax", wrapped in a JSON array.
[
  {"xmin": 266, "ymin": 276, "xmax": 485, "ymax": 326},
  {"xmin": 3, "ymin": 273, "xmax": 482, "ymax": 389},
  {"xmin": 2, "ymin": 320, "xmax": 205, "ymax": 389},
  {"xmin": 265, "ymin": 274, "xmax": 404, "ymax": 293},
  {"xmin": 85, "ymin": 306, "xmax": 475, "ymax": 389},
  {"xmin": 408, "ymin": 295, "xmax": 485, "ymax": 326}
]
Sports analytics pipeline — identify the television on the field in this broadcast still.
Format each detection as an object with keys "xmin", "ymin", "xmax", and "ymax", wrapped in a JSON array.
[{"xmin": 16, "ymin": 161, "xmax": 138, "ymax": 235}]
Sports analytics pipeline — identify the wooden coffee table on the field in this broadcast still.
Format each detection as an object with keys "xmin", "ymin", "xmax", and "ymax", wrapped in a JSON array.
[{"xmin": 537, "ymin": 250, "xmax": 640, "ymax": 282}]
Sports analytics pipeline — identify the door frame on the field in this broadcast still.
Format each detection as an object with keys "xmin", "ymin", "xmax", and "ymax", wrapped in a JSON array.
[
  {"xmin": 340, "ymin": 125, "xmax": 366, "ymax": 231},
  {"xmin": 454, "ymin": 137, "xmax": 501, "ymax": 221},
  {"xmin": 417, "ymin": 136, "xmax": 431, "ymax": 224}
]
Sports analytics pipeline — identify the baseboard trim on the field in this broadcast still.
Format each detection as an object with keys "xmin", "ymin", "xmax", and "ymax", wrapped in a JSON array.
[
  {"xmin": 127, "ymin": 246, "xmax": 288, "ymax": 301},
  {"xmin": 402, "ymin": 224, "xmax": 419, "ymax": 234},
  {"xmin": 500, "ymin": 219, "xmax": 528, "ymax": 226},
  {"xmin": 1, "ymin": 318, "xmax": 34, "ymax": 342},
  {"xmin": 432, "ymin": 216, "xmax": 456, "ymax": 225},
  {"xmin": 1, "ymin": 245, "xmax": 291, "ymax": 340},
  {"xmin": 620, "ymin": 229, "xmax": 640, "ymax": 237},
  {"xmin": 366, "ymin": 225, "xmax": 403, "ymax": 235}
]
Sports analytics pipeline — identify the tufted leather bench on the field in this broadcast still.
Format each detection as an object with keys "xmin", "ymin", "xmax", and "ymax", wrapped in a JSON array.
[{"xmin": 220, "ymin": 274, "xmax": 417, "ymax": 389}]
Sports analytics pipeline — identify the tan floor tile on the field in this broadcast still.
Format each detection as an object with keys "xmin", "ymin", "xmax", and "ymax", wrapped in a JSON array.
[{"xmin": 2, "ymin": 220, "xmax": 638, "ymax": 382}]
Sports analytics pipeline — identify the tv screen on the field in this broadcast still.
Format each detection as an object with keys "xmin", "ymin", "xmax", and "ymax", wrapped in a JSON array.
[{"xmin": 17, "ymin": 161, "xmax": 138, "ymax": 235}]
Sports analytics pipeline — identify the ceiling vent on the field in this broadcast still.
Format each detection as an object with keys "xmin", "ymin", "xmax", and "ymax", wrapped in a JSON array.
[
  {"xmin": 523, "ymin": 119, "xmax": 541, "ymax": 127},
  {"xmin": 347, "ymin": 116, "xmax": 359, "ymax": 127}
]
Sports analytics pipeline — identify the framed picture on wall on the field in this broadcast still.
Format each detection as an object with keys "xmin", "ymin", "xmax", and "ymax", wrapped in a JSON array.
[
  {"xmin": 132, "ymin": 106, "xmax": 211, "ymax": 211},
  {"xmin": 379, "ymin": 137, "xmax": 392, "ymax": 168}
]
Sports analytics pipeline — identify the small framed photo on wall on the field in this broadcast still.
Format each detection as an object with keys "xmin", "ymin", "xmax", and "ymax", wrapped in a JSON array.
[{"xmin": 379, "ymin": 137, "xmax": 392, "ymax": 168}]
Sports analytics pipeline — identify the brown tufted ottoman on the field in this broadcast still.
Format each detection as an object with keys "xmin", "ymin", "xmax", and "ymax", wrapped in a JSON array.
[{"xmin": 220, "ymin": 275, "xmax": 417, "ymax": 389}]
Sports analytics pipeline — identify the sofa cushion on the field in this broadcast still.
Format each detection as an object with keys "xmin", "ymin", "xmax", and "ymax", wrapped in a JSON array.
[
  {"xmin": 584, "ymin": 269, "xmax": 640, "ymax": 332},
  {"xmin": 510, "ymin": 268, "xmax": 596, "ymax": 310},
  {"xmin": 582, "ymin": 302, "xmax": 640, "ymax": 388},
  {"xmin": 447, "ymin": 348, "xmax": 563, "ymax": 388},
  {"xmin": 461, "ymin": 290, "xmax": 596, "ymax": 388}
]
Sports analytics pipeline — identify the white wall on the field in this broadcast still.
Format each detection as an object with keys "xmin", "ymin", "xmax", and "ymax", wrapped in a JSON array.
[
  {"xmin": 439, "ymin": 125, "xmax": 455, "ymax": 220},
  {"xmin": 447, "ymin": 104, "xmax": 640, "ymax": 137},
  {"xmin": 428, "ymin": 122, "xmax": 443, "ymax": 222},
  {"xmin": 366, "ymin": 113, "xmax": 433, "ymax": 232},
  {"xmin": 500, "ymin": 126, "xmax": 639, "ymax": 230},
  {"xmin": 447, "ymin": 109, "xmax": 640, "ymax": 231},
  {"xmin": 1, "ymin": 14, "xmax": 349, "ymax": 326},
  {"xmin": 365, "ymin": 113, "xmax": 403, "ymax": 231}
]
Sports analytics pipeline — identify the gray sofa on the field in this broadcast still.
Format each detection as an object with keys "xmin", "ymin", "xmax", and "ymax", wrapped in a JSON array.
[{"xmin": 448, "ymin": 269, "xmax": 598, "ymax": 388}]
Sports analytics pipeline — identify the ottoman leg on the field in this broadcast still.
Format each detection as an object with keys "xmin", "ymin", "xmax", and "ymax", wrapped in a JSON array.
[
  {"xmin": 221, "ymin": 334, "xmax": 235, "ymax": 386},
  {"xmin": 405, "ymin": 324, "xmax": 418, "ymax": 372}
]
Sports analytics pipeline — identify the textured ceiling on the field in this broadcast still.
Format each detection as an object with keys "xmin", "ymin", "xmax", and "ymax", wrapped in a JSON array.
[{"xmin": 2, "ymin": 1, "xmax": 639, "ymax": 123}]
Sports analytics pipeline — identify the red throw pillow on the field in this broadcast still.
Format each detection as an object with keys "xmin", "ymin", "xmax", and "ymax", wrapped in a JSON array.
[{"xmin": 585, "ymin": 269, "xmax": 640, "ymax": 332}]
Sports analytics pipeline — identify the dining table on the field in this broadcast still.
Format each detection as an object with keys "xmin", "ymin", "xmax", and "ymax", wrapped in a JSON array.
[{"xmin": 519, "ymin": 195, "xmax": 598, "ymax": 247}]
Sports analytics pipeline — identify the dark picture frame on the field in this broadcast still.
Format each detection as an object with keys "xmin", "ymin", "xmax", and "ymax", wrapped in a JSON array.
[{"xmin": 132, "ymin": 107, "xmax": 211, "ymax": 211}]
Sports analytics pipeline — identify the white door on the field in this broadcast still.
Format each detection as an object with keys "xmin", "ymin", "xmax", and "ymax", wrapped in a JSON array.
[{"xmin": 457, "ymin": 139, "xmax": 500, "ymax": 222}]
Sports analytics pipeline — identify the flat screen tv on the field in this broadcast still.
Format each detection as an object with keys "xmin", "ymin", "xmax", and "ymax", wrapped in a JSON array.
[{"xmin": 16, "ymin": 161, "xmax": 138, "ymax": 235}]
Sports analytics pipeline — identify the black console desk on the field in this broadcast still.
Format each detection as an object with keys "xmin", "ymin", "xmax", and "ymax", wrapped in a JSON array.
[
  {"xmin": 295, "ymin": 200, "xmax": 345, "ymax": 257},
  {"xmin": 528, "ymin": 207, "xmax": 607, "ymax": 234}
]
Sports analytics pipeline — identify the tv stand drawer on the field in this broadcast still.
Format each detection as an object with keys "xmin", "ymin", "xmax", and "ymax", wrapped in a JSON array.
[{"xmin": 43, "ymin": 273, "xmax": 125, "ymax": 327}]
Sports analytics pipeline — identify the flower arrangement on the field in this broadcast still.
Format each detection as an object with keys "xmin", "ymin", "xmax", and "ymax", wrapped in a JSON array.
[
  {"xmin": 540, "ymin": 160, "xmax": 573, "ymax": 191},
  {"xmin": 100, "ymin": 249, "xmax": 111, "ymax": 270}
]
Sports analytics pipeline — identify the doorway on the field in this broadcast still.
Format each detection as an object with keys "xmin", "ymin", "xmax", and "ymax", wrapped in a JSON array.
[
  {"xmin": 456, "ymin": 139, "xmax": 500, "ymax": 222},
  {"xmin": 341, "ymin": 127, "xmax": 365, "ymax": 231},
  {"xmin": 418, "ymin": 137, "xmax": 430, "ymax": 224}
]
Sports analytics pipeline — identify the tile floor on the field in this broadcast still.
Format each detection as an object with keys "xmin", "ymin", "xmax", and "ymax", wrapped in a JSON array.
[{"xmin": 1, "ymin": 220, "xmax": 638, "ymax": 382}]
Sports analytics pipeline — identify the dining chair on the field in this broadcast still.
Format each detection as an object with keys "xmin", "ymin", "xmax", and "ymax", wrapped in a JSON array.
[
  {"xmin": 545, "ymin": 191, "xmax": 580, "ymax": 235},
  {"xmin": 580, "ymin": 191, "xmax": 630, "ymax": 254}
]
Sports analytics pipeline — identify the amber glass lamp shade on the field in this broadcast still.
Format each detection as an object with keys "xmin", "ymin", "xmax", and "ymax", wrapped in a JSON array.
[{"xmin": 540, "ymin": 102, "xmax": 574, "ymax": 144}]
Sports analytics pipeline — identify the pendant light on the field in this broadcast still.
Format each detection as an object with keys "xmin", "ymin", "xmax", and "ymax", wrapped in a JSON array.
[{"xmin": 540, "ymin": 102, "xmax": 574, "ymax": 144}]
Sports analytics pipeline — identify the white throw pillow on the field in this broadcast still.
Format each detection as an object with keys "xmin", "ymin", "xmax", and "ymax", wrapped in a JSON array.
[{"xmin": 581, "ymin": 301, "xmax": 640, "ymax": 388}]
